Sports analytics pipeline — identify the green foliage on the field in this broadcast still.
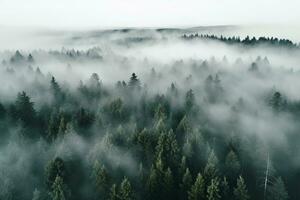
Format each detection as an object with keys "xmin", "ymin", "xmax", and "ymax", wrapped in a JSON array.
[
  {"xmin": 15, "ymin": 91, "xmax": 36, "ymax": 127},
  {"xmin": 225, "ymin": 150, "xmax": 240, "ymax": 181},
  {"xmin": 233, "ymin": 176, "xmax": 249, "ymax": 200},
  {"xmin": 188, "ymin": 173, "xmax": 205, "ymax": 200},
  {"xmin": 181, "ymin": 168, "xmax": 193, "ymax": 199},
  {"xmin": 109, "ymin": 184, "xmax": 119, "ymax": 200},
  {"xmin": 45, "ymin": 157, "xmax": 67, "ymax": 191},
  {"xmin": 207, "ymin": 178, "xmax": 221, "ymax": 200},
  {"xmin": 204, "ymin": 150, "xmax": 219, "ymax": 183},
  {"xmin": 91, "ymin": 161, "xmax": 111, "ymax": 198},
  {"xmin": 51, "ymin": 176, "xmax": 70, "ymax": 200},
  {"xmin": 119, "ymin": 177, "xmax": 134, "ymax": 200},
  {"xmin": 163, "ymin": 168, "xmax": 174, "ymax": 199},
  {"xmin": 220, "ymin": 177, "xmax": 230, "ymax": 200},
  {"xmin": 268, "ymin": 177, "xmax": 289, "ymax": 200},
  {"xmin": 155, "ymin": 129, "xmax": 179, "ymax": 169}
]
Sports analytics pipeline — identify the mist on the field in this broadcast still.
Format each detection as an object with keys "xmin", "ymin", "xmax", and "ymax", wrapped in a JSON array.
[{"xmin": 0, "ymin": 26, "xmax": 299, "ymax": 200}]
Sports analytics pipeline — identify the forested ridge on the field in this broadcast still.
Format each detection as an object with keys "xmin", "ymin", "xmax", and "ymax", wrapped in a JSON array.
[
  {"xmin": 0, "ymin": 34, "xmax": 300, "ymax": 200},
  {"xmin": 182, "ymin": 34, "xmax": 299, "ymax": 49}
]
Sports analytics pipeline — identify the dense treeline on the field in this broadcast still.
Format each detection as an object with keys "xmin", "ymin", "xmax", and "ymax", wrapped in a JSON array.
[
  {"xmin": 0, "ymin": 43, "xmax": 300, "ymax": 200},
  {"xmin": 182, "ymin": 34, "xmax": 299, "ymax": 49}
]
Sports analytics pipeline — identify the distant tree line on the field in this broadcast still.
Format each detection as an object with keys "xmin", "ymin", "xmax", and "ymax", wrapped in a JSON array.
[{"xmin": 182, "ymin": 34, "xmax": 299, "ymax": 49}]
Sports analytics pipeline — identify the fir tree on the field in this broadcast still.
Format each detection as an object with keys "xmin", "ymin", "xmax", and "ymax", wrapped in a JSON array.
[
  {"xmin": 207, "ymin": 178, "xmax": 221, "ymax": 200},
  {"xmin": 188, "ymin": 173, "xmax": 205, "ymax": 200},
  {"xmin": 92, "ymin": 161, "xmax": 111, "ymax": 198},
  {"xmin": 51, "ymin": 176, "xmax": 70, "ymax": 200},
  {"xmin": 109, "ymin": 184, "xmax": 119, "ymax": 200},
  {"xmin": 119, "ymin": 177, "xmax": 134, "ymax": 200},
  {"xmin": 268, "ymin": 177, "xmax": 288, "ymax": 200},
  {"xmin": 233, "ymin": 176, "xmax": 249, "ymax": 200}
]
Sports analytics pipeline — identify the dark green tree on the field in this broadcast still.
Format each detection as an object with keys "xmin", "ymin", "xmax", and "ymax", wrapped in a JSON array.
[
  {"xmin": 51, "ymin": 176, "xmax": 70, "ymax": 200},
  {"xmin": 220, "ymin": 177, "xmax": 230, "ymax": 200},
  {"xmin": 233, "ymin": 176, "xmax": 249, "ymax": 200},
  {"xmin": 181, "ymin": 168, "xmax": 193, "ymax": 200},
  {"xmin": 109, "ymin": 184, "xmax": 119, "ymax": 200},
  {"xmin": 119, "ymin": 177, "xmax": 134, "ymax": 200},
  {"xmin": 207, "ymin": 178, "xmax": 221, "ymax": 200},
  {"xmin": 128, "ymin": 73, "xmax": 141, "ymax": 89},
  {"xmin": 188, "ymin": 173, "xmax": 205, "ymax": 200},
  {"xmin": 45, "ymin": 157, "xmax": 67, "ymax": 191},
  {"xmin": 204, "ymin": 150, "xmax": 219, "ymax": 183},
  {"xmin": 267, "ymin": 177, "xmax": 288, "ymax": 200},
  {"xmin": 15, "ymin": 91, "xmax": 36, "ymax": 127},
  {"xmin": 163, "ymin": 168, "xmax": 174, "ymax": 199},
  {"xmin": 91, "ymin": 161, "xmax": 111, "ymax": 199},
  {"xmin": 155, "ymin": 129, "xmax": 179, "ymax": 169},
  {"xmin": 225, "ymin": 150, "xmax": 240, "ymax": 182}
]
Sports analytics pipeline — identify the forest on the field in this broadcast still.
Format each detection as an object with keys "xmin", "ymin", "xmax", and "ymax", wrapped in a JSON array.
[{"xmin": 0, "ymin": 30, "xmax": 300, "ymax": 200}]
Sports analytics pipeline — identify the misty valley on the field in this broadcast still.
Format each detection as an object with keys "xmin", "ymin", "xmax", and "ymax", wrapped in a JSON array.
[{"xmin": 1, "ymin": 28, "xmax": 300, "ymax": 200}]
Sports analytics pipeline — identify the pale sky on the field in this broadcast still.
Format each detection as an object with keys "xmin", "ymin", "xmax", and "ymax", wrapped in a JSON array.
[{"xmin": 0, "ymin": 0, "xmax": 299, "ymax": 28}]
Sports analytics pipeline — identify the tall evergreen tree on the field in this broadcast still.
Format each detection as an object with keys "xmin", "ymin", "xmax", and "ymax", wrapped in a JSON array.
[
  {"xmin": 91, "ymin": 161, "xmax": 111, "ymax": 198},
  {"xmin": 15, "ymin": 91, "xmax": 36, "ymax": 127},
  {"xmin": 109, "ymin": 184, "xmax": 119, "ymax": 200},
  {"xmin": 128, "ymin": 73, "xmax": 141, "ymax": 89},
  {"xmin": 45, "ymin": 157, "xmax": 67, "ymax": 191},
  {"xmin": 155, "ymin": 129, "xmax": 179, "ymax": 169},
  {"xmin": 181, "ymin": 168, "xmax": 193, "ymax": 200},
  {"xmin": 233, "ymin": 176, "xmax": 249, "ymax": 200},
  {"xmin": 188, "ymin": 173, "xmax": 205, "ymax": 200},
  {"xmin": 207, "ymin": 178, "xmax": 221, "ymax": 200},
  {"xmin": 204, "ymin": 150, "xmax": 219, "ymax": 183},
  {"xmin": 119, "ymin": 177, "xmax": 134, "ymax": 200},
  {"xmin": 225, "ymin": 150, "xmax": 240, "ymax": 182},
  {"xmin": 220, "ymin": 177, "xmax": 230, "ymax": 200},
  {"xmin": 267, "ymin": 177, "xmax": 288, "ymax": 200},
  {"xmin": 163, "ymin": 168, "xmax": 174, "ymax": 199},
  {"xmin": 51, "ymin": 176, "xmax": 70, "ymax": 200}
]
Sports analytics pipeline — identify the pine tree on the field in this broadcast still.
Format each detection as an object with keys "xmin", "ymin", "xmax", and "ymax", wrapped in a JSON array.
[
  {"xmin": 204, "ymin": 150, "xmax": 219, "ymax": 183},
  {"xmin": 163, "ymin": 168, "xmax": 174, "ymax": 199},
  {"xmin": 269, "ymin": 91, "xmax": 286, "ymax": 112},
  {"xmin": 207, "ymin": 178, "xmax": 221, "ymax": 200},
  {"xmin": 147, "ymin": 163, "xmax": 163, "ymax": 200},
  {"xmin": 50, "ymin": 76, "xmax": 64, "ymax": 104},
  {"xmin": 176, "ymin": 115, "xmax": 192, "ymax": 142},
  {"xmin": 267, "ymin": 177, "xmax": 288, "ymax": 200},
  {"xmin": 15, "ymin": 91, "xmax": 36, "ymax": 127},
  {"xmin": 28, "ymin": 54, "xmax": 34, "ymax": 62},
  {"xmin": 92, "ymin": 161, "xmax": 110, "ymax": 198},
  {"xmin": 47, "ymin": 110, "xmax": 60, "ymax": 140},
  {"xmin": 220, "ymin": 177, "xmax": 230, "ymax": 200},
  {"xmin": 119, "ymin": 177, "xmax": 134, "ymax": 200},
  {"xmin": 45, "ymin": 157, "xmax": 67, "ymax": 191},
  {"xmin": 58, "ymin": 116, "xmax": 66, "ymax": 137},
  {"xmin": 225, "ymin": 150, "xmax": 240, "ymax": 181},
  {"xmin": 155, "ymin": 129, "xmax": 179, "ymax": 169},
  {"xmin": 109, "ymin": 184, "xmax": 119, "ymax": 200},
  {"xmin": 179, "ymin": 156, "xmax": 187, "ymax": 177},
  {"xmin": 181, "ymin": 168, "xmax": 193, "ymax": 200},
  {"xmin": 51, "ymin": 176, "xmax": 70, "ymax": 200},
  {"xmin": 128, "ymin": 73, "xmax": 141, "ymax": 89},
  {"xmin": 185, "ymin": 89, "xmax": 197, "ymax": 115},
  {"xmin": 188, "ymin": 173, "xmax": 205, "ymax": 200},
  {"xmin": 233, "ymin": 176, "xmax": 249, "ymax": 200}
]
